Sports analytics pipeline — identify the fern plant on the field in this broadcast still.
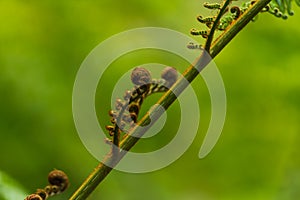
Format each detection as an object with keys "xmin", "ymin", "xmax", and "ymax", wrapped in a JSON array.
[{"xmin": 24, "ymin": 0, "xmax": 299, "ymax": 199}]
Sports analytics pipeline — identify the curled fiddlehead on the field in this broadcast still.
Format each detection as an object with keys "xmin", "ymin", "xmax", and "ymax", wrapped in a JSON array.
[
  {"xmin": 24, "ymin": 170, "xmax": 69, "ymax": 200},
  {"xmin": 263, "ymin": 1, "xmax": 288, "ymax": 19},
  {"xmin": 47, "ymin": 169, "xmax": 69, "ymax": 193},
  {"xmin": 273, "ymin": 0, "xmax": 294, "ymax": 15},
  {"xmin": 189, "ymin": 0, "xmax": 299, "ymax": 51},
  {"xmin": 189, "ymin": 0, "xmax": 255, "ymax": 49},
  {"xmin": 106, "ymin": 67, "xmax": 178, "ymax": 146},
  {"xmin": 190, "ymin": 28, "xmax": 209, "ymax": 38},
  {"xmin": 203, "ymin": 2, "xmax": 222, "ymax": 9},
  {"xmin": 197, "ymin": 15, "xmax": 215, "ymax": 24},
  {"xmin": 262, "ymin": 0, "xmax": 300, "ymax": 19},
  {"xmin": 230, "ymin": 6, "xmax": 242, "ymax": 19}
]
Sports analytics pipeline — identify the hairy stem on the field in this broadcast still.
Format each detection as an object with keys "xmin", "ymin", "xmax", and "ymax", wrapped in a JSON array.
[{"xmin": 69, "ymin": 0, "xmax": 271, "ymax": 199}]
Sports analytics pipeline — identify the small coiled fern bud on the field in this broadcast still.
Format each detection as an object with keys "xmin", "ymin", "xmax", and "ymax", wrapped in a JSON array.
[
  {"xmin": 24, "ymin": 194, "xmax": 43, "ymax": 200},
  {"xmin": 161, "ymin": 67, "xmax": 178, "ymax": 88},
  {"xmin": 131, "ymin": 67, "xmax": 152, "ymax": 86},
  {"xmin": 47, "ymin": 169, "xmax": 69, "ymax": 193},
  {"xmin": 24, "ymin": 169, "xmax": 69, "ymax": 200}
]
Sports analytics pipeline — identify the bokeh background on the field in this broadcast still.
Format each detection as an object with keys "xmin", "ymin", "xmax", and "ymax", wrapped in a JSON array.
[{"xmin": 0, "ymin": 0, "xmax": 299, "ymax": 199}]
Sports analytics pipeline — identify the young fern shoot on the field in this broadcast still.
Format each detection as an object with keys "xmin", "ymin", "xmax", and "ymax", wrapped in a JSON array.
[
  {"xmin": 27, "ymin": 0, "xmax": 299, "ymax": 199},
  {"xmin": 105, "ymin": 67, "xmax": 178, "ymax": 149},
  {"xmin": 24, "ymin": 170, "xmax": 69, "ymax": 200},
  {"xmin": 189, "ymin": 0, "xmax": 300, "ymax": 55}
]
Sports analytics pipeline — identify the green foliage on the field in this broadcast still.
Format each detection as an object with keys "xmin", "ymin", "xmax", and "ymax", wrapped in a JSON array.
[
  {"xmin": 266, "ymin": 0, "xmax": 300, "ymax": 19},
  {"xmin": 191, "ymin": 0, "xmax": 255, "ymax": 37},
  {"xmin": 273, "ymin": 0, "xmax": 299, "ymax": 14},
  {"xmin": 0, "ymin": 0, "xmax": 299, "ymax": 199}
]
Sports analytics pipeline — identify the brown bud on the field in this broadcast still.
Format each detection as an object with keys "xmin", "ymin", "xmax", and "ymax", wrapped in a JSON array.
[
  {"xmin": 24, "ymin": 194, "xmax": 43, "ymax": 200},
  {"xmin": 115, "ymin": 99, "xmax": 123, "ymax": 110},
  {"xmin": 128, "ymin": 104, "xmax": 140, "ymax": 115},
  {"xmin": 110, "ymin": 118, "xmax": 116, "ymax": 124},
  {"xmin": 123, "ymin": 90, "xmax": 132, "ymax": 101},
  {"xmin": 105, "ymin": 125, "xmax": 115, "ymax": 136},
  {"xmin": 35, "ymin": 189, "xmax": 47, "ymax": 200},
  {"xmin": 105, "ymin": 125, "xmax": 115, "ymax": 131},
  {"xmin": 131, "ymin": 67, "xmax": 152, "ymax": 86},
  {"xmin": 45, "ymin": 185, "xmax": 60, "ymax": 196},
  {"xmin": 51, "ymin": 185, "xmax": 60, "ymax": 195},
  {"xmin": 108, "ymin": 110, "xmax": 117, "ymax": 117},
  {"xmin": 47, "ymin": 169, "xmax": 69, "ymax": 192},
  {"xmin": 138, "ymin": 84, "xmax": 149, "ymax": 95},
  {"xmin": 130, "ymin": 113, "xmax": 137, "ymax": 122},
  {"xmin": 161, "ymin": 67, "xmax": 178, "ymax": 88}
]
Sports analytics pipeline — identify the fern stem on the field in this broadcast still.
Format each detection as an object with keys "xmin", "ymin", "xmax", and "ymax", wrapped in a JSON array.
[
  {"xmin": 205, "ymin": 0, "xmax": 232, "ymax": 52},
  {"xmin": 69, "ymin": 0, "xmax": 271, "ymax": 199}
]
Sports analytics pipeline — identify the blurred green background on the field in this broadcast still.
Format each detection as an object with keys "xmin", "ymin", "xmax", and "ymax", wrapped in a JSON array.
[{"xmin": 1, "ymin": 0, "xmax": 300, "ymax": 199}]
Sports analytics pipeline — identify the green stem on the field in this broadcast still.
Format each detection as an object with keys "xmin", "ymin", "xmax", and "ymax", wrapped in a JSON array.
[
  {"xmin": 69, "ymin": 0, "xmax": 271, "ymax": 199},
  {"xmin": 204, "ymin": 0, "xmax": 232, "ymax": 52}
]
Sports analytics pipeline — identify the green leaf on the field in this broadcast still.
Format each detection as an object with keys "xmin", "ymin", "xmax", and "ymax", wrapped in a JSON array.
[{"xmin": 0, "ymin": 170, "xmax": 27, "ymax": 200}]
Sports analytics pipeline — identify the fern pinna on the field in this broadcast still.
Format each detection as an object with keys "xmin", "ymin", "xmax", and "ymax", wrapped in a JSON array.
[{"xmin": 188, "ymin": 0, "xmax": 300, "ymax": 50}]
